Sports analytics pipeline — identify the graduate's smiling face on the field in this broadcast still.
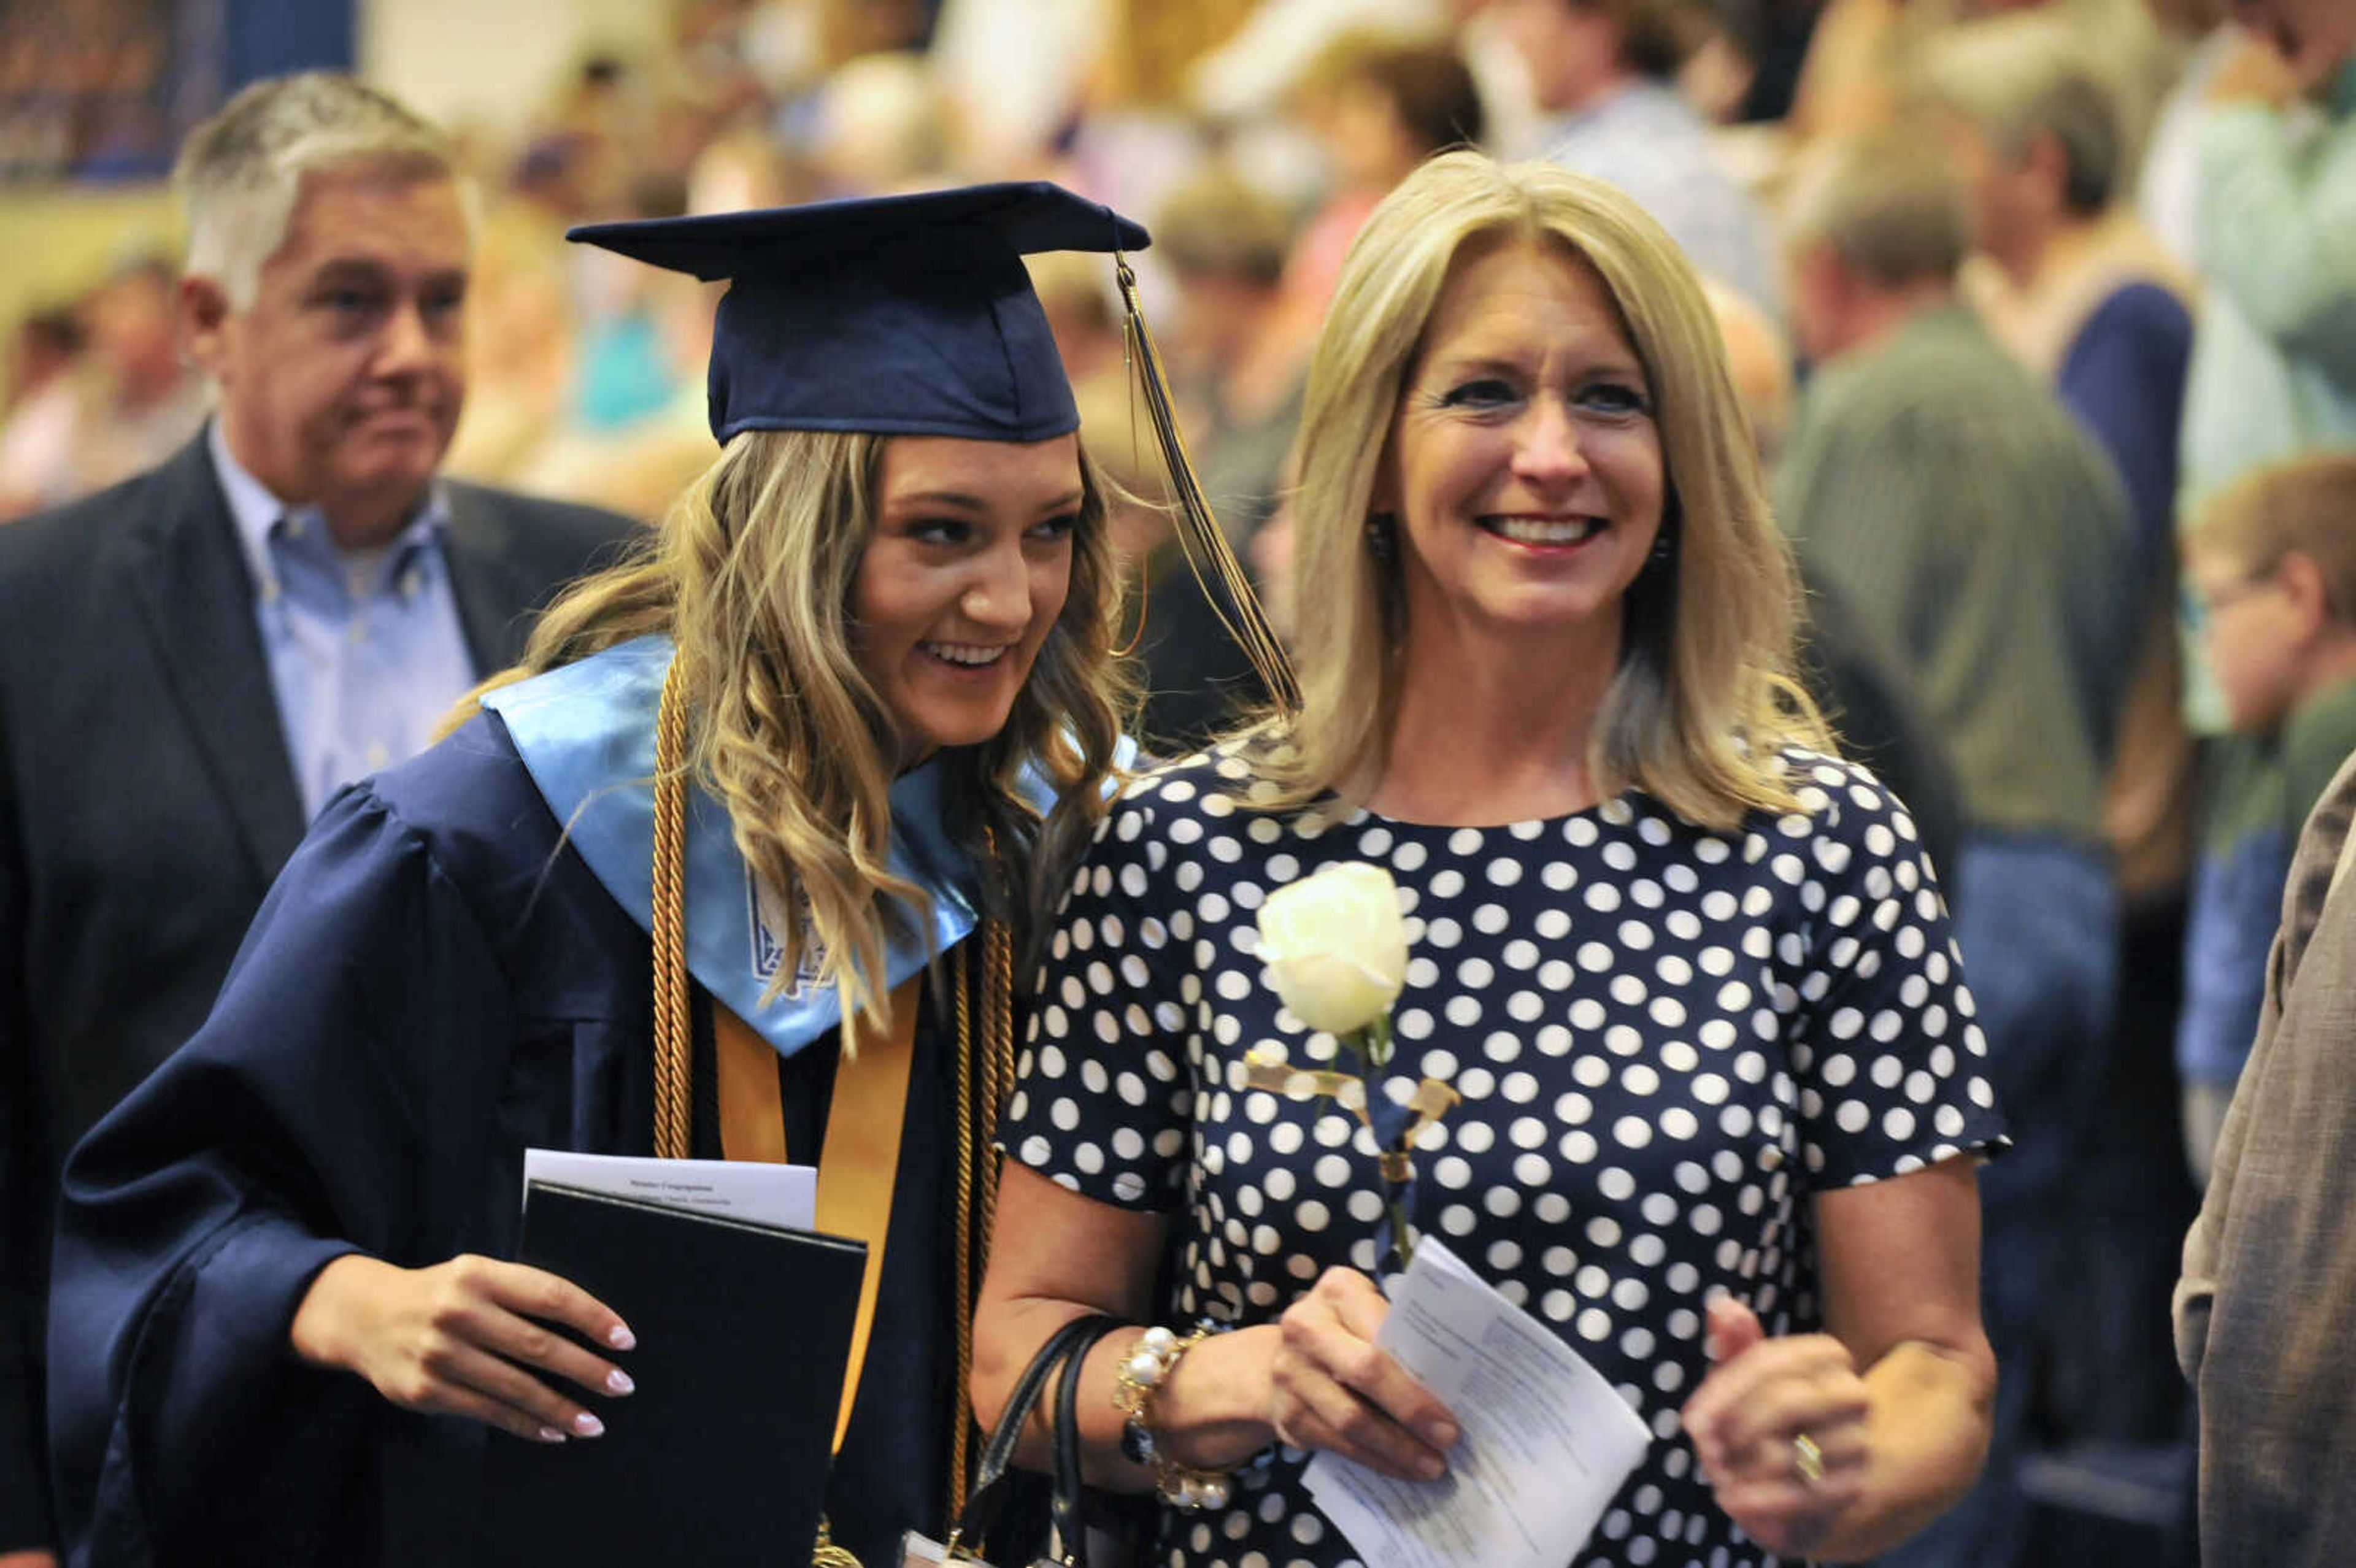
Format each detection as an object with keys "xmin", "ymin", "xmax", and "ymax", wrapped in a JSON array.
[{"xmin": 852, "ymin": 434, "xmax": 1082, "ymax": 763}]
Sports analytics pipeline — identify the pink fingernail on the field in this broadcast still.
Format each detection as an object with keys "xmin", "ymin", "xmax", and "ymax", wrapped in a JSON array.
[
  {"xmin": 607, "ymin": 1368, "xmax": 636, "ymax": 1395},
  {"xmin": 538, "ymin": 1426, "xmax": 568, "ymax": 1444},
  {"xmin": 608, "ymin": 1324, "xmax": 636, "ymax": 1351},
  {"xmin": 573, "ymin": 1412, "xmax": 605, "ymax": 1438}
]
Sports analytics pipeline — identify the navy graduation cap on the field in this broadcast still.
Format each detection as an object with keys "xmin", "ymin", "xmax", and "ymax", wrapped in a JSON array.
[{"xmin": 568, "ymin": 181, "xmax": 1148, "ymax": 445}]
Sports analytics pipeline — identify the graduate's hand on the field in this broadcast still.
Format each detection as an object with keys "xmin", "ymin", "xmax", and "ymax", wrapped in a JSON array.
[
  {"xmin": 1267, "ymin": 1266, "xmax": 1458, "ymax": 1482},
  {"xmin": 290, "ymin": 1253, "xmax": 636, "ymax": 1444},
  {"xmin": 1682, "ymin": 1297, "xmax": 1871, "ymax": 1559}
]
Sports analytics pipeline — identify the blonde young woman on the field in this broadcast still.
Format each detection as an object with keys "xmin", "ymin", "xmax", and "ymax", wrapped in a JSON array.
[
  {"xmin": 974, "ymin": 152, "xmax": 2003, "ymax": 1568},
  {"xmin": 45, "ymin": 186, "xmax": 1196, "ymax": 1568}
]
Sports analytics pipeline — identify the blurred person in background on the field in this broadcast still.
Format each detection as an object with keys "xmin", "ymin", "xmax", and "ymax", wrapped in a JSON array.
[
  {"xmin": 1492, "ymin": 0, "xmax": 1785, "ymax": 316},
  {"xmin": 2177, "ymin": 453, "xmax": 2356, "ymax": 1178},
  {"xmin": 930, "ymin": 0, "xmax": 1115, "ymax": 173},
  {"xmin": 438, "ymin": 178, "xmax": 581, "ymax": 489},
  {"xmin": 564, "ymin": 171, "xmax": 698, "ymax": 437},
  {"xmin": 1701, "ymin": 274, "xmax": 1965, "ymax": 885},
  {"xmin": 0, "ymin": 256, "xmax": 206, "ymax": 521},
  {"xmin": 1153, "ymin": 162, "xmax": 1303, "ymax": 546},
  {"xmin": 1920, "ymin": 8, "xmax": 2204, "ymax": 1455},
  {"xmin": 0, "ymin": 72, "xmax": 634, "ymax": 1565},
  {"xmin": 1178, "ymin": 25, "xmax": 1493, "ymax": 672},
  {"xmin": 2221, "ymin": 0, "xmax": 2356, "ymax": 77},
  {"xmin": 2171, "ymin": 0, "xmax": 2356, "ymax": 1202},
  {"xmin": 69, "ymin": 256, "xmax": 209, "ymax": 489},
  {"xmin": 1690, "ymin": 0, "xmax": 1834, "ymax": 124},
  {"xmin": 801, "ymin": 48, "xmax": 952, "ymax": 196},
  {"xmin": 2170, "ymin": 0, "xmax": 2356, "ymax": 657},
  {"xmin": 2135, "ymin": 0, "xmax": 2235, "ymax": 274},
  {"xmin": 1776, "ymin": 125, "xmax": 2139, "ymax": 1568},
  {"xmin": 0, "ymin": 307, "xmax": 87, "ymax": 523},
  {"xmin": 1117, "ymin": 161, "xmax": 1299, "ymax": 752},
  {"xmin": 1260, "ymin": 31, "xmax": 1490, "ymax": 417},
  {"xmin": 1780, "ymin": 0, "xmax": 2177, "ymax": 202},
  {"xmin": 1921, "ymin": 13, "xmax": 2193, "ymax": 574}
]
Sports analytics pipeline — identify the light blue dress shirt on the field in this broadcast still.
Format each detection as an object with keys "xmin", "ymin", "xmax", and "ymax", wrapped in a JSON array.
[{"xmin": 210, "ymin": 421, "xmax": 480, "ymax": 821}]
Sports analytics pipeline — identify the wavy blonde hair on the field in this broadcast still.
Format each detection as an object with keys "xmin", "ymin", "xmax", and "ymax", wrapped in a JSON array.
[
  {"xmin": 488, "ymin": 427, "xmax": 1128, "ymax": 1034},
  {"xmin": 1263, "ymin": 150, "xmax": 1827, "ymax": 829}
]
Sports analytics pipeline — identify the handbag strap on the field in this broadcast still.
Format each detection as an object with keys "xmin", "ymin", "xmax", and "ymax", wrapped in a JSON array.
[
  {"xmin": 1052, "ymin": 1316, "xmax": 1122, "ymax": 1564},
  {"xmin": 950, "ymin": 1312, "xmax": 1123, "ymax": 1561}
]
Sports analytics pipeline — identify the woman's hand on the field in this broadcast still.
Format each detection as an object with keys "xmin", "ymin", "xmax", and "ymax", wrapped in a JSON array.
[
  {"xmin": 1681, "ymin": 1297, "xmax": 1871, "ymax": 1560},
  {"xmin": 289, "ymin": 1253, "xmax": 636, "ymax": 1443},
  {"xmin": 1266, "ymin": 1266, "xmax": 1459, "ymax": 1482}
]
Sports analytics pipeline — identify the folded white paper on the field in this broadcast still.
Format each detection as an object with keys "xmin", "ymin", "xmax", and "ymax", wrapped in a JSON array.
[
  {"xmin": 1303, "ymin": 1238, "xmax": 1653, "ymax": 1568},
  {"xmin": 522, "ymin": 1149, "xmax": 817, "ymax": 1231}
]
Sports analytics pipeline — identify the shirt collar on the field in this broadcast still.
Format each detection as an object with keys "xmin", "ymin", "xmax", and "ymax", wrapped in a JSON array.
[{"xmin": 209, "ymin": 418, "xmax": 450, "ymax": 597}]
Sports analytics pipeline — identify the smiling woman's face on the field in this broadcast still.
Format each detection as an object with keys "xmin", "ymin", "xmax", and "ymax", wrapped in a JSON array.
[
  {"xmin": 1379, "ymin": 236, "xmax": 1665, "ymax": 662},
  {"xmin": 850, "ymin": 432, "xmax": 1084, "ymax": 763}
]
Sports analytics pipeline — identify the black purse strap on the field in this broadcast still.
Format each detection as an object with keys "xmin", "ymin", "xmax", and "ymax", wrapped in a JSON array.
[
  {"xmin": 953, "ymin": 1312, "xmax": 1123, "ymax": 1562},
  {"xmin": 1052, "ymin": 1315, "xmax": 1123, "ymax": 1560}
]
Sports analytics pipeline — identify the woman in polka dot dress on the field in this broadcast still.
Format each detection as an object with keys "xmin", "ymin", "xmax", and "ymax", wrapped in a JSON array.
[{"xmin": 973, "ymin": 152, "xmax": 2005, "ymax": 1568}]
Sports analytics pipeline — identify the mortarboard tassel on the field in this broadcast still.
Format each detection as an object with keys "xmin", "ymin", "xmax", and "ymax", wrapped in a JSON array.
[{"xmin": 1115, "ymin": 258, "xmax": 1301, "ymax": 718}]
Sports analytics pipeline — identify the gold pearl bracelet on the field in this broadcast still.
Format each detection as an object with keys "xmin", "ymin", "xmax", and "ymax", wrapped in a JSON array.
[{"xmin": 1112, "ymin": 1323, "xmax": 1234, "ymax": 1510}]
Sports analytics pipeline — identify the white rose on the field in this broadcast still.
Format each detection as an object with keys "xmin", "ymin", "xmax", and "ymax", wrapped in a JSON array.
[{"xmin": 1255, "ymin": 861, "xmax": 1410, "ymax": 1036}]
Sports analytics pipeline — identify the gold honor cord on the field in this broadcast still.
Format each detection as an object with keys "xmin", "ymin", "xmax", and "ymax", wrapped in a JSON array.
[
  {"xmin": 652, "ymin": 664, "xmax": 694, "ymax": 1160},
  {"xmin": 1116, "ymin": 258, "xmax": 1302, "ymax": 717},
  {"xmin": 649, "ymin": 660, "xmax": 1015, "ymax": 1564}
]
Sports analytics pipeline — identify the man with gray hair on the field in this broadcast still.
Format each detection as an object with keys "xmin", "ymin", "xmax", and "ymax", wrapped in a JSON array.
[
  {"xmin": 0, "ymin": 74, "xmax": 631, "ymax": 1561},
  {"xmin": 1774, "ymin": 126, "xmax": 2139, "ymax": 1568}
]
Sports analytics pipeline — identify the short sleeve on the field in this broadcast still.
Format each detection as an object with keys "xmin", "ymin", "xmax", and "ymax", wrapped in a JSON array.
[
  {"xmin": 999, "ymin": 780, "xmax": 1199, "ymax": 1209},
  {"xmin": 1781, "ymin": 759, "xmax": 2008, "ymax": 1187}
]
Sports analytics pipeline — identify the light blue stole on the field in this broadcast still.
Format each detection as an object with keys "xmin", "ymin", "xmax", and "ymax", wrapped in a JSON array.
[{"xmin": 480, "ymin": 636, "xmax": 1045, "ymax": 1059}]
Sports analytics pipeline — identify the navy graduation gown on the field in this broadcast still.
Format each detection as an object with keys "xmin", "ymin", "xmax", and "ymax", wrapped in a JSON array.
[{"xmin": 48, "ymin": 712, "xmax": 963, "ymax": 1568}]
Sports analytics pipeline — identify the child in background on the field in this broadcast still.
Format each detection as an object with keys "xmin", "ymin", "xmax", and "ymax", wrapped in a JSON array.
[{"xmin": 2178, "ymin": 451, "xmax": 2356, "ymax": 1180}]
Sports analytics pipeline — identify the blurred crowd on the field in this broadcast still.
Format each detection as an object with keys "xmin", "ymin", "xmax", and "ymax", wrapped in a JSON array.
[{"xmin": 2, "ymin": 0, "xmax": 2353, "ymax": 1560}]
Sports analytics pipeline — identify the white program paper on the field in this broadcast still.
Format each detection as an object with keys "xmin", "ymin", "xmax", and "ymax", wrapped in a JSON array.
[
  {"xmin": 1303, "ymin": 1238, "xmax": 1652, "ymax": 1568},
  {"xmin": 522, "ymin": 1150, "xmax": 817, "ymax": 1231}
]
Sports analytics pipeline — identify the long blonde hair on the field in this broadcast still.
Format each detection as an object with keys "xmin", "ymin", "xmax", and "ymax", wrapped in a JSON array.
[
  {"xmin": 491, "ymin": 426, "xmax": 1128, "ymax": 1034},
  {"xmin": 1263, "ymin": 150, "xmax": 1826, "ymax": 830}
]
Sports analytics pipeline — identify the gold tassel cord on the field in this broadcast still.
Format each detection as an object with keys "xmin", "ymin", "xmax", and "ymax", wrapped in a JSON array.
[
  {"xmin": 810, "ymin": 1521, "xmax": 861, "ymax": 1568},
  {"xmin": 1116, "ymin": 258, "xmax": 1301, "ymax": 717},
  {"xmin": 649, "ymin": 668, "xmax": 1017, "ymax": 1560},
  {"xmin": 977, "ymin": 916, "xmax": 1017, "ymax": 1237},
  {"xmin": 947, "ymin": 912, "xmax": 1015, "ymax": 1531},
  {"xmin": 651, "ymin": 660, "xmax": 693, "ymax": 1161},
  {"xmin": 949, "ymin": 939, "xmax": 977, "ymax": 1526}
]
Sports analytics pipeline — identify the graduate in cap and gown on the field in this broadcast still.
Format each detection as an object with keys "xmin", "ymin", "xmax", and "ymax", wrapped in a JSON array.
[{"xmin": 45, "ymin": 183, "xmax": 1287, "ymax": 1568}]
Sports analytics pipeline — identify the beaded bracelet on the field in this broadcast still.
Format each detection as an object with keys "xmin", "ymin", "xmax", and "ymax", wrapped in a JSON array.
[{"xmin": 1111, "ymin": 1323, "xmax": 1234, "ymax": 1509}]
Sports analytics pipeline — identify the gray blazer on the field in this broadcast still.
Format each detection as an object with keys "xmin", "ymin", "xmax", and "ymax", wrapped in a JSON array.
[
  {"xmin": 0, "ymin": 433, "xmax": 635, "ymax": 1549},
  {"xmin": 2176, "ymin": 744, "xmax": 2356, "ymax": 1567}
]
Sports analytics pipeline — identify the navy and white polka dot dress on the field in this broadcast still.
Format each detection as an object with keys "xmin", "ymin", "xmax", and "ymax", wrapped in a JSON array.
[{"xmin": 1002, "ymin": 741, "xmax": 2008, "ymax": 1568}]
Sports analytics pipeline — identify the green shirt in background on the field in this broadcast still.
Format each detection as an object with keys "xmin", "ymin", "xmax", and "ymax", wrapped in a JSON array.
[{"xmin": 1776, "ymin": 302, "xmax": 2137, "ymax": 845}]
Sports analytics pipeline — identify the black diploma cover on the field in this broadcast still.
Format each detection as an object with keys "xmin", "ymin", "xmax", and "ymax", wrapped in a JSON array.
[{"xmin": 476, "ymin": 1180, "xmax": 867, "ymax": 1566}]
